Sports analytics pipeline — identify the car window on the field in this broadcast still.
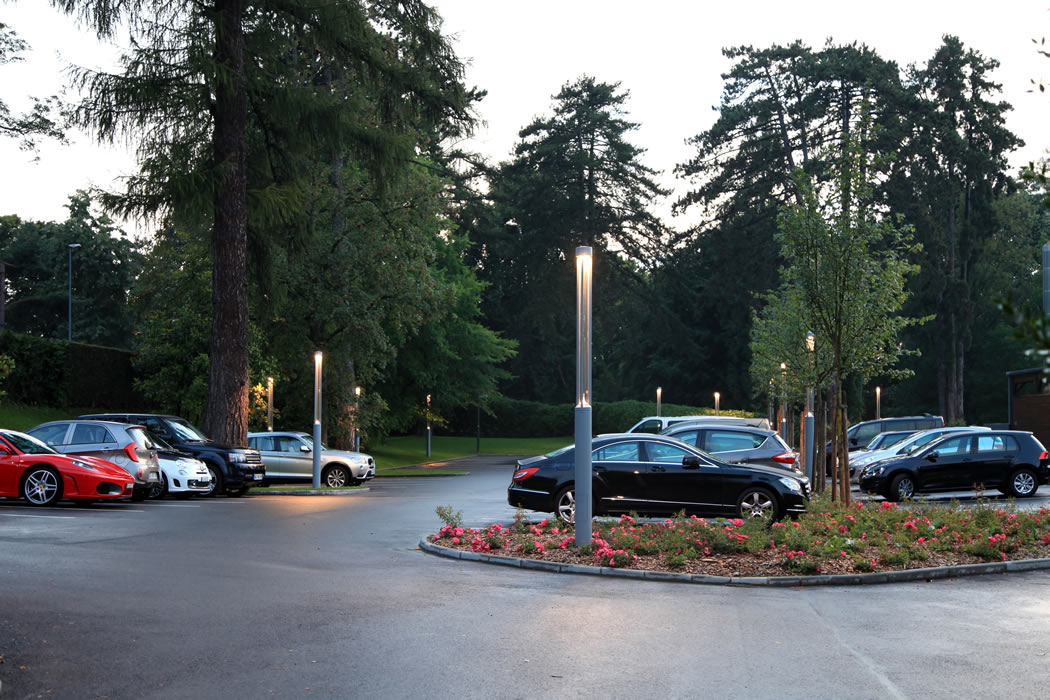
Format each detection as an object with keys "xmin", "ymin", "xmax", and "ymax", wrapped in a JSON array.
[
  {"xmin": 891, "ymin": 420, "xmax": 917, "ymax": 431},
  {"xmin": 976, "ymin": 435, "xmax": 1017, "ymax": 452},
  {"xmin": 250, "ymin": 436, "xmax": 276, "ymax": 451},
  {"xmin": 763, "ymin": 434, "xmax": 791, "ymax": 452},
  {"xmin": 141, "ymin": 417, "xmax": 174, "ymax": 438},
  {"xmin": 71, "ymin": 423, "xmax": 116, "ymax": 445},
  {"xmin": 633, "ymin": 419, "xmax": 663, "ymax": 434},
  {"xmin": 670, "ymin": 429, "xmax": 700, "ymax": 447},
  {"xmin": 277, "ymin": 436, "xmax": 304, "ymax": 453},
  {"xmin": 932, "ymin": 436, "xmax": 970, "ymax": 455},
  {"xmin": 29, "ymin": 424, "xmax": 69, "ymax": 445},
  {"xmin": 165, "ymin": 419, "xmax": 209, "ymax": 441},
  {"xmin": 853, "ymin": 423, "xmax": 882, "ymax": 444},
  {"xmin": 126, "ymin": 427, "xmax": 156, "ymax": 450},
  {"xmin": 1, "ymin": 431, "xmax": 59, "ymax": 455},
  {"xmin": 593, "ymin": 442, "xmax": 641, "ymax": 462},
  {"xmin": 644, "ymin": 441, "xmax": 694, "ymax": 464},
  {"xmin": 707, "ymin": 430, "xmax": 763, "ymax": 451}
]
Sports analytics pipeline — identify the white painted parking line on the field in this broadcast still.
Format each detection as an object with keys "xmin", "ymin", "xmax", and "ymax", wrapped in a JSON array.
[
  {"xmin": 146, "ymin": 503, "xmax": 201, "ymax": 508},
  {"xmin": 1, "ymin": 513, "xmax": 76, "ymax": 519}
]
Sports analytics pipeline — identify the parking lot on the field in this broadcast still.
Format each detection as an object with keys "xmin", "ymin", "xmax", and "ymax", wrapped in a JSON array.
[{"xmin": 3, "ymin": 458, "xmax": 1050, "ymax": 699}]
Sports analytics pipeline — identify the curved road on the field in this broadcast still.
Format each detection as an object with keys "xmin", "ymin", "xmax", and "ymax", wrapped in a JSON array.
[{"xmin": 2, "ymin": 455, "xmax": 1050, "ymax": 699}]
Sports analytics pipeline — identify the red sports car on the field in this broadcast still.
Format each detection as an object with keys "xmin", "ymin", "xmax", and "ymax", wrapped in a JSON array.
[{"xmin": 0, "ymin": 429, "xmax": 135, "ymax": 506}]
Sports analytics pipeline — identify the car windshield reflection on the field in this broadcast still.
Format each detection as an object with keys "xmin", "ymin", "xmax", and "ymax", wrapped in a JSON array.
[{"xmin": 2, "ymin": 430, "xmax": 60, "ymax": 455}]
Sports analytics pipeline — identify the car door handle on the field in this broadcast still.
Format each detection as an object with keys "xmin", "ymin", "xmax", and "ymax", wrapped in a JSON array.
[{"xmin": 651, "ymin": 465, "xmax": 665, "ymax": 472}]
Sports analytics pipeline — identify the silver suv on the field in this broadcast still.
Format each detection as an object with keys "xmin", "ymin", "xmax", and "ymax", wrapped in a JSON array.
[{"xmin": 27, "ymin": 420, "xmax": 162, "ymax": 501}]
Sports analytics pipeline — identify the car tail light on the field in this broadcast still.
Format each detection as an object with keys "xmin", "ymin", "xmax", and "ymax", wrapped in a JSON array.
[
  {"xmin": 1041, "ymin": 451, "xmax": 1049, "ymax": 462},
  {"xmin": 773, "ymin": 452, "xmax": 797, "ymax": 465},
  {"xmin": 124, "ymin": 444, "xmax": 140, "ymax": 462},
  {"xmin": 512, "ymin": 466, "xmax": 540, "ymax": 482}
]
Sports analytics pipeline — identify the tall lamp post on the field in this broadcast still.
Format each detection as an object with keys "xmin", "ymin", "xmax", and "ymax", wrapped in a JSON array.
[
  {"xmin": 312, "ymin": 351, "xmax": 323, "ymax": 488},
  {"xmin": 714, "ymin": 391, "xmax": 720, "ymax": 416},
  {"xmin": 779, "ymin": 362, "xmax": 788, "ymax": 441},
  {"xmin": 574, "ymin": 246, "xmax": 593, "ymax": 547},
  {"xmin": 67, "ymin": 243, "xmax": 81, "ymax": 341},
  {"xmin": 353, "ymin": 386, "xmax": 361, "ymax": 451},
  {"xmin": 426, "ymin": 393, "xmax": 432, "ymax": 458},
  {"xmin": 266, "ymin": 376, "xmax": 274, "ymax": 431},
  {"xmin": 656, "ymin": 386, "xmax": 662, "ymax": 417},
  {"xmin": 805, "ymin": 331, "xmax": 815, "ymax": 481}
]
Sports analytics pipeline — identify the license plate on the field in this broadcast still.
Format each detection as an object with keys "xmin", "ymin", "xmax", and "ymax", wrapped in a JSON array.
[
  {"xmin": 253, "ymin": 473, "xmax": 263, "ymax": 480},
  {"xmin": 148, "ymin": 474, "xmax": 159, "ymax": 481}
]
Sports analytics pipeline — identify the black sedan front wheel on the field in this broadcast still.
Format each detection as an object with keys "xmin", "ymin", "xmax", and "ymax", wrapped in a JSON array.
[
  {"xmin": 887, "ymin": 473, "xmax": 915, "ymax": 502},
  {"xmin": 737, "ymin": 487, "xmax": 778, "ymax": 522}
]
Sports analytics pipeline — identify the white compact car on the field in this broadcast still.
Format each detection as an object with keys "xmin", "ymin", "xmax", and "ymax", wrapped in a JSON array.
[
  {"xmin": 149, "ymin": 436, "xmax": 214, "ymax": 498},
  {"xmin": 247, "ymin": 431, "xmax": 375, "ymax": 486}
]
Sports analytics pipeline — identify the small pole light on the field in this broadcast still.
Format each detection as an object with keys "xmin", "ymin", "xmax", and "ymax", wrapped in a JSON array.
[
  {"xmin": 714, "ymin": 391, "xmax": 720, "ymax": 416},
  {"xmin": 266, "ymin": 377, "xmax": 274, "ymax": 431},
  {"xmin": 656, "ymin": 386, "xmax": 662, "ymax": 417}
]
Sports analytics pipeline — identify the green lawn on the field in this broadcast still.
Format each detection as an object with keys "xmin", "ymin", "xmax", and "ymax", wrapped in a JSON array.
[
  {"xmin": 0, "ymin": 404, "xmax": 87, "ymax": 431},
  {"xmin": 367, "ymin": 435, "xmax": 570, "ymax": 475}
]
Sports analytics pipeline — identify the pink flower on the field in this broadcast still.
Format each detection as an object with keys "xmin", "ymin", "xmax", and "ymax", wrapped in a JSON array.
[{"xmin": 452, "ymin": 537, "xmax": 460, "ymax": 545}]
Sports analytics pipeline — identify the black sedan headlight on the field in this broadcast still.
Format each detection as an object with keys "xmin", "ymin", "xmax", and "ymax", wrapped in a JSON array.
[{"xmin": 778, "ymin": 477, "xmax": 804, "ymax": 493}]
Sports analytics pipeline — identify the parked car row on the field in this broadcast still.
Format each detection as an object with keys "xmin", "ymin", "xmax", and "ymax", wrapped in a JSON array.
[{"xmin": 0, "ymin": 413, "xmax": 374, "ymax": 507}]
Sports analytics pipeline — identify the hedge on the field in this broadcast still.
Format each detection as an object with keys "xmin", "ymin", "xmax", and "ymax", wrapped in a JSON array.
[{"xmin": 0, "ymin": 331, "xmax": 144, "ymax": 410}]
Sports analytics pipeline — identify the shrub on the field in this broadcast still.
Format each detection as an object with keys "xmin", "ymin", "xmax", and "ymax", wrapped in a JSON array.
[{"xmin": 435, "ymin": 505, "xmax": 464, "ymax": 529}]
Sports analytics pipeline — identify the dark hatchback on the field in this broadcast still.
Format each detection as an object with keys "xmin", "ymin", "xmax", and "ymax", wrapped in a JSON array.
[
  {"xmin": 859, "ymin": 430, "xmax": 1050, "ymax": 501},
  {"xmin": 507, "ymin": 433, "xmax": 809, "ymax": 523},
  {"xmin": 660, "ymin": 423, "xmax": 799, "ymax": 473}
]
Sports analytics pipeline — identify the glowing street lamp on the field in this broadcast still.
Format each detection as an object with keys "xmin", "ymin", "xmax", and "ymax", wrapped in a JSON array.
[
  {"xmin": 266, "ymin": 377, "xmax": 274, "ymax": 431},
  {"xmin": 876, "ymin": 386, "xmax": 881, "ymax": 420},
  {"xmin": 353, "ymin": 386, "xmax": 362, "ymax": 451},
  {"xmin": 656, "ymin": 386, "xmax": 662, "ymax": 417},
  {"xmin": 714, "ymin": 391, "xmax": 720, "ymax": 416},
  {"xmin": 313, "ymin": 351, "xmax": 323, "ymax": 488},
  {"xmin": 575, "ymin": 246, "xmax": 593, "ymax": 547},
  {"xmin": 779, "ymin": 362, "xmax": 788, "ymax": 441}
]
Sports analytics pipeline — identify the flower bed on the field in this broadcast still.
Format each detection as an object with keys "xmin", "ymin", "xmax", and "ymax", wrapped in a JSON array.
[{"xmin": 430, "ymin": 496, "xmax": 1050, "ymax": 577}]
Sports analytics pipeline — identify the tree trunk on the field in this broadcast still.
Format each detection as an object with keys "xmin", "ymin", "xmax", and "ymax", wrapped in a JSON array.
[{"xmin": 203, "ymin": 0, "xmax": 250, "ymax": 446}]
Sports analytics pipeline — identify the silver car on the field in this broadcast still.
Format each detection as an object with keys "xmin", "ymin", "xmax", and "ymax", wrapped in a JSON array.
[
  {"xmin": 27, "ymin": 420, "xmax": 162, "ymax": 501},
  {"xmin": 247, "ymin": 431, "xmax": 375, "ymax": 486}
]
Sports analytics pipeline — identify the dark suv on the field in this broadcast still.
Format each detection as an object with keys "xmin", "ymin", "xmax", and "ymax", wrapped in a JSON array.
[
  {"xmin": 78, "ymin": 413, "xmax": 265, "ymax": 497},
  {"xmin": 844, "ymin": 415, "xmax": 944, "ymax": 452}
]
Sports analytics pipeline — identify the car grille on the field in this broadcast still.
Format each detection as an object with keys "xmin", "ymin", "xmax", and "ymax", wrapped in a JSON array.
[{"xmin": 243, "ymin": 451, "xmax": 263, "ymax": 465}]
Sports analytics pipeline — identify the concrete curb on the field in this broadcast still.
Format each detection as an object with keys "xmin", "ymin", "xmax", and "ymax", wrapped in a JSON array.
[
  {"xmin": 419, "ymin": 536, "xmax": 1050, "ymax": 587},
  {"xmin": 255, "ymin": 487, "xmax": 370, "ymax": 496}
]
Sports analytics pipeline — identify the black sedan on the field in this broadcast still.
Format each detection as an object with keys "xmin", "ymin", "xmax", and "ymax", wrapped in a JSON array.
[
  {"xmin": 507, "ymin": 433, "xmax": 809, "ymax": 523},
  {"xmin": 858, "ymin": 430, "xmax": 1050, "ymax": 501}
]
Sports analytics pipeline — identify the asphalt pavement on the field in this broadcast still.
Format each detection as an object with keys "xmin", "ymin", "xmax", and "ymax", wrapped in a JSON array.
[{"xmin": 2, "ymin": 454, "xmax": 1050, "ymax": 699}]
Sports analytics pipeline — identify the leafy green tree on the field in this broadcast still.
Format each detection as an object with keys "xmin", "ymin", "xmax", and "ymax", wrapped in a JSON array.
[
  {"xmin": 752, "ymin": 123, "xmax": 922, "ymax": 501},
  {"xmin": 467, "ymin": 76, "xmax": 670, "ymax": 402},
  {"xmin": 0, "ymin": 192, "xmax": 141, "ymax": 347},
  {"xmin": 0, "ymin": 22, "xmax": 65, "ymax": 153},
  {"xmin": 51, "ymin": 0, "xmax": 475, "ymax": 444},
  {"xmin": 674, "ymin": 42, "xmax": 906, "ymax": 404},
  {"xmin": 884, "ymin": 36, "xmax": 1021, "ymax": 424}
]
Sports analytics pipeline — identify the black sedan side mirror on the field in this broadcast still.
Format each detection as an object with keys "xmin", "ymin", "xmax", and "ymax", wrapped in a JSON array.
[
  {"xmin": 926, "ymin": 451, "xmax": 939, "ymax": 462},
  {"xmin": 682, "ymin": 456, "xmax": 701, "ymax": 469}
]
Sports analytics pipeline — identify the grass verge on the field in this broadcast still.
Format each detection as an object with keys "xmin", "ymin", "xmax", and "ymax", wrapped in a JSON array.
[{"xmin": 368, "ymin": 435, "xmax": 569, "ymax": 475}]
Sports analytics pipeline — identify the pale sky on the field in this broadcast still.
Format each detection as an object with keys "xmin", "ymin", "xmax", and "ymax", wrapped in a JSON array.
[{"xmin": 2, "ymin": 0, "xmax": 1049, "ymax": 232}]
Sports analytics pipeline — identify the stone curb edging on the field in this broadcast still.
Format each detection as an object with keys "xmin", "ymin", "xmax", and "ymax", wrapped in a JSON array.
[
  {"xmin": 419, "ymin": 536, "xmax": 1050, "ymax": 586},
  {"xmin": 255, "ymin": 487, "xmax": 370, "ymax": 496}
]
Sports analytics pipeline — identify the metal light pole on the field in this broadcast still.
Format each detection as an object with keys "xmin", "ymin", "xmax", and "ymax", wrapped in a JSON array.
[
  {"xmin": 714, "ymin": 391, "xmax": 720, "ymax": 416},
  {"xmin": 312, "ymin": 351, "xmax": 323, "ymax": 488},
  {"xmin": 266, "ymin": 377, "xmax": 274, "ymax": 431},
  {"xmin": 353, "ymin": 386, "xmax": 361, "ymax": 452},
  {"xmin": 656, "ymin": 386, "xmax": 662, "ymax": 417},
  {"xmin": 67, "ymin": 243, "xmax": 81, "ymax": 341},
  {"xmin": 574, "ymin": 246, "xmax": 593, "ymax": 547},
  {"xmin": 805, "ymin": 331, "xmax": 816, "ymax": 482},
  {"xmin": 779, "ymin": 362, "xmax": 788, "ymax": 441},
  {"xmin": 876, "ymin": 386, "xmax": 881, "ymax": 420},
  {"xmin": 426, "ymin": 393, "xmax": 432, "ymax": 458}
]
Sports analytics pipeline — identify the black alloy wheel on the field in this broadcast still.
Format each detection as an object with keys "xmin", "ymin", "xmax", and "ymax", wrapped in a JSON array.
[
  {"xmin": 201, "ymin": 463, "xmax": 223, "ymax": 497},
  {"xmin": 887, "ymin": 473, "xmax": 915, "ymax": 502},
  {"xmin": 148, "ymin": 474, "xmax": 168, "ymax": 500}
]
